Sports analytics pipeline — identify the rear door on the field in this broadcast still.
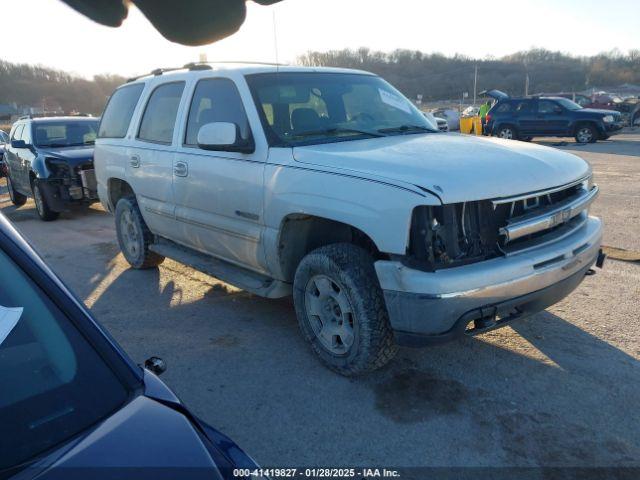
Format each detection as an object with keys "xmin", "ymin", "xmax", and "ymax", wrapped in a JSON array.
[
  {"xmin": 512, "ymin": 100, "xmax": 538, "ymax": 135},
  {"xmin": 172, "ymin": 76, "xmax": 268, "ymax": 271},
  {"xmin": 127, "ymin": 81, "xmax": 186, "ymax": 239}
]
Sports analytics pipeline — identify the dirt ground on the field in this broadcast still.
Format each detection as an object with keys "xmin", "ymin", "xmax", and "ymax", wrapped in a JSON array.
[{"xmin": 1, "ymin": 129, "xmax": 639, "ymax": 470}]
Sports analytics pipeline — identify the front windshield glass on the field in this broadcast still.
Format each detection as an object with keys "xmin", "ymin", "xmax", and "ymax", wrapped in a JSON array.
[
  {"xmin": 0, "ymin": 130, "xmax": 8, "ymax": 143},
  {"xmin": 246, "ymin": 72, "xmax": 436, "ymax": 147},
  {"xmin": 556, "ymin": 98, "xmax": 583, "ymax": 111},
  {"xmin": 0, "ymin": 248, "xmax": 129, "ymax": 470},
  {"xmin": 33, "ymin": 120, "xmax": 99, "ymax": 148}
]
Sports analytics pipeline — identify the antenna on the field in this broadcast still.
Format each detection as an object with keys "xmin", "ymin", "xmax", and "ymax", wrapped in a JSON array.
[{"xmin": 272, "ymin": 10, "xmax": 280, "ymax": 72}]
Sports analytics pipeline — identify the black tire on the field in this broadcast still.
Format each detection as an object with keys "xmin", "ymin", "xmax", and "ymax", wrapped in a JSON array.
[
  {"xmin": 496, "ymin": 125, "xmax": 517, "ymax": 140},
  {"xmin": 115, "ymin": 195, "xmax": 164, "ymax": 269},
  {"xmin": 6, "ymin": 175, "xmax": 27, "ymax": 206},
  {"xmin": 293, "ymin": 243, "xmax": 398, "ymax": 376},
  {"xmin": 575, "ymin": 124, "xmax": 597, "ymax": 143},
  {"xmin": 521, "ymin": 136, "xmax": 533, "ymax": 142},
  {"xmin": 32, "ymin": 180, "xmax": 60, "ymax": 221}
]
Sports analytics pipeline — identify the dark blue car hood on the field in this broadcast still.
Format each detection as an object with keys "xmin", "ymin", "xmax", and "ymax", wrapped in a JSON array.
[
  {"xmin": 40, "ymin": 146, "xmax": 94, "ymax": 168},
  {"xmin": 20, "ymin": 396, "xmax": 223, "ymax": 480},
  {"xmin": 579, "ymin": 108, "xmax": 620, "ymax": 117}
]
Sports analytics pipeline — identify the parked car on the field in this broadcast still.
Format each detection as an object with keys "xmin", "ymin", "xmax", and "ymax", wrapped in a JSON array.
[
  {"xmin": 0, "ymin": 129, "xmax": 9, "ymax": 178},
  {"xmin": 422, "ymin": 112, "xmax": 449, "ymax": 132},
  {"xmin": 4, "ymin": 116, "xmax": 100, "ymax": 221},
  {"xmin": 0, "ymin": 210, "xmax": 261, "ymax": 479},
  {"xmin": 431, "ymin": 108, "xmax": 460, "ymax": 130},
  {"xmin": 483, "ymin": 90, "xmax": 624, "ymax": 143},
  {"xmin": 95, "ymin": 64, "xmax": 604, "ymax": 376},
  {"xmin": 548, "ymin": 92, "xmax": 640, "ymax": 127}
]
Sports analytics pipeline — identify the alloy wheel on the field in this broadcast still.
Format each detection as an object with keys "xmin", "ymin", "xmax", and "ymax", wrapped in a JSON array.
[
  {"xmin": 577, "ymin": 127, "xmax": 593, "ymax": 143},
  {"xmin": 304, "ymin": 274, "xmax": 355, "ymax": 355},
  {"xmin": 499, "ymin": 128, "xmax": 514, "ymax": 140},
  {"xmin": 119, "ymin": 208, "xmax": 141, "ymax": 258}
]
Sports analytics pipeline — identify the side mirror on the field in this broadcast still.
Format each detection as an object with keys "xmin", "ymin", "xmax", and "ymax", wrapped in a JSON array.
[
  {"xmin": 144, "ymin": 356, "xmax": 167, "ymax": 376},
  {"xmin": 197, "ymin": 122, "xmax": 254, "ymax": 154},
  {"xmin": 11, "ymin": 139, "xmax": 27, "ymax": 149}
]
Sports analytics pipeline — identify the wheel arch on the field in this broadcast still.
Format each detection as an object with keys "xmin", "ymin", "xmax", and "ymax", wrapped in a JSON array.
[
  {"xmin": 274, "ymin": 214, "xmax": 385, "ymax": 283},
  {"xmin": 107, "ymin": 177, "xmax": 135, "ymax": 211}
]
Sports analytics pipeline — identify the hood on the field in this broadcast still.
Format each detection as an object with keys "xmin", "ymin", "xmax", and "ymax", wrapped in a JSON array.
[
  {"xmin": 40, "ymin": 146, "xmax": 94, "ymax": 168},
  {"xmin": 292, "ymin": 133, "xmax": 590, "ymax": 203},
  {"xmin": 579, "ymin": 108, "xmax": 620, "ymax": 116},
  {"xmin": 32, "ymin": 396, "xmax": 222, "ymax": 477}
]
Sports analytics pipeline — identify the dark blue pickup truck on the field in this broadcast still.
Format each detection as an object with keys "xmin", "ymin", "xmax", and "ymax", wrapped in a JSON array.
[{"xmin": 482, "ymin": 90, "xmax": 624, "ymax": 143}]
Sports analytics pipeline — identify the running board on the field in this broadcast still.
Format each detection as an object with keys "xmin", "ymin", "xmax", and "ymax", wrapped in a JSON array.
[{"xmin": 149, "ymin": 238, "xmax": 291, "ymax": 298}]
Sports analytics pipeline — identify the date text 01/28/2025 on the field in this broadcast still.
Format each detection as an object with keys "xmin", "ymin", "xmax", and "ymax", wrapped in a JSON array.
[{"xmin": 233, "ymin": 468, "xmax": 401, "ymax": 478}]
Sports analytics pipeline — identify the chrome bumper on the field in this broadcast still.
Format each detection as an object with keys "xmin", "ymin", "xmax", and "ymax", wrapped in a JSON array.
[{"xmin": 376, "ymin": 216, "xmax": 603, "ymax": 343}]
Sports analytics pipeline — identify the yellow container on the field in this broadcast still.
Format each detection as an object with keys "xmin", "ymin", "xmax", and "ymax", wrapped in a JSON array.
[{"xmin": 460, "ymin": 115, "xmax": 483, "ymax": 135}]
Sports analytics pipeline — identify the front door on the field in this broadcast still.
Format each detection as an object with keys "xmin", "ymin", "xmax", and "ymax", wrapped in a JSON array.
[
  {"xmin": 537, "ymin": 99, "xmax": 571, "ymax": 135},
  {"xmin": 127, "ymin": 81, "xmax": 186, "ymax": 240},
  {"xmin": 5, "ymin": 124, "xmax": 24, "ymax": 191},
  {"xmin": 172, "ymin": 77, "xmax": 267, "ymax": 272}
]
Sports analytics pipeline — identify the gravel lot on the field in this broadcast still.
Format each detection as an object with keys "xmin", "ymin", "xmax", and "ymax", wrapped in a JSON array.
[{"xmin": 1, "ymin": 129, "xmax": 639, "ymax": 470}]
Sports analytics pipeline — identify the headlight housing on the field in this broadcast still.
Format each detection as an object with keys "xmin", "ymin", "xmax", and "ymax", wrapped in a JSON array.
[{"xmin": 602, "ymin": 115, "xmax": 614, "ymax": 123}]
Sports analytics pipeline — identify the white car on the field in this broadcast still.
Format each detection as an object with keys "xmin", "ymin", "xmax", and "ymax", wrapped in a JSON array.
[{"xmin": 94, "ymin": 63, "xmax": 604, "ymax": 375}]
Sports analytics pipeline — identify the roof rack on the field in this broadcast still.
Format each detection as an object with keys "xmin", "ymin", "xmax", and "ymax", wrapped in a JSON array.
[{"xmin": 126, "ymin": 61, "xmax": 289, "ymax": 82}]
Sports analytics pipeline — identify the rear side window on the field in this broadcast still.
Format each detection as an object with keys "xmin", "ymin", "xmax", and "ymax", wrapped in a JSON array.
[
  {"xmin": 495, "ymin": 103, "xmax": 512, "ymax": 113},
  {"xmin": 98, "ymin": 83, "xmax": 145, "ymax": 139},
  {"xmin": 184, "ymin": 78, "xmax": 251, "ymax": 146},
  {"xmin": 138, "ymin": 82, "xmax": 185, "ymax": 144},
  {"xmin": 515, "ymin": 101, "xmax": 532, "ymax": 112}
]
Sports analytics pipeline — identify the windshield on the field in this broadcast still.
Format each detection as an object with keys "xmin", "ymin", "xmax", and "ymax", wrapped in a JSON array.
[
  {"xmin": 245, "ymin": 72, "xmax": 436, "ymax": 147},
  {"xmin": 0, "ymin": 248, "xmax": 128, "ymax": 470},
  {"xmin": 555, "ymin": 98, "xmax": 583, "ymax": 111},
  {"xmin": 33, "ymin": 120, "xmax": 99, "ymax": 148},
  {"xmin": 0, "ymin": 130, "xmax": 8, "ymax": 143}
]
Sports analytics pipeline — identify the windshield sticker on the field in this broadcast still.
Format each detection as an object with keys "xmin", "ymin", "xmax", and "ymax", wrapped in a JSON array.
[
  {"xmin": 379, "ymin": 89, "xmax": 412, "ymax": 114},
  {"xmin": 0, "ymin": 305, "xmax": 23, "ymax": 346}
]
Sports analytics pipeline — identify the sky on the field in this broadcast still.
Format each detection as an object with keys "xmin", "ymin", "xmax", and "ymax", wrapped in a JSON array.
[{"xmin": 3, "ymin": 0, "xmax": 639, "ymax": 78}]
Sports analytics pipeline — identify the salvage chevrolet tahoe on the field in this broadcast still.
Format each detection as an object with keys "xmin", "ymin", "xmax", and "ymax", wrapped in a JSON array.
[
  {"xmin": 4, "ymin": 116, "xmax": 100, "ymax": 221},
  {"xmin": 94, "ymin": 64, "xmax": 604, "ymax": 376}
]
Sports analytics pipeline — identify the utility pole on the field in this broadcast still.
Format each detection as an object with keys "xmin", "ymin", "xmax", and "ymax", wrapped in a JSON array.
[{"xmin": 473, "ymin": 64, "xmax": 478, "ymax": 106}]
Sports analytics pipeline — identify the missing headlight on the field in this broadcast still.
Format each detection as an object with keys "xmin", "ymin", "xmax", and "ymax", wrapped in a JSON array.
[{"xmin": 407, "ymin": 202, "xmax": 501, "ymax": 271}]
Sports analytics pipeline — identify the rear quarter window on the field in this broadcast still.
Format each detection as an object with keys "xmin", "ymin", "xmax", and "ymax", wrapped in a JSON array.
[
  {"xmin": 495, "ymin": 103, "xmax": 512, "ymax": 113},
  {"xmin": 98, "ymin": 83, "xmax": 145, "ymax": 139}
]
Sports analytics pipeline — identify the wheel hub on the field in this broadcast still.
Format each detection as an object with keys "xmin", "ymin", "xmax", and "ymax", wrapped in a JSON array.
[{"xmin": 304, "ymin": 274, "xmax": 355, "ymax": 354}]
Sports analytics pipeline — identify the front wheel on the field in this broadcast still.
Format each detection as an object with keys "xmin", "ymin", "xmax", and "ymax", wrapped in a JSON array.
[
  {"xmin": 115, "ymin": 195, "xmax": 164, "ymax": 269},
  {"xmin": 293, "ymin": 243, "xmax": 398, "ymax": 376},
  {"xmin": 6, "ymin": 175, "xmax": 27, "ymax": 206},
  {"xmin": 575, "ymin": 124, "xmax": 597, "ymax": 143},
  {"xmin": 32, "ymin": 180, "xmax": 60, "ymax": 221}
]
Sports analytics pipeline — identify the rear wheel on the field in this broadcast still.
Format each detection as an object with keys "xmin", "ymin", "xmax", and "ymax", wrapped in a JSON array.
[
  {"xmin": 575, "ymin": 124, "xmax": 597, "ymax": 143},
  {"xmin": 32, "ymin": 180, "xmax": 60, "ymax": 221},
  {"xmin": 6, "ymin": 175, "xmax": 27, "ymax": 206},
  {"xmin": 115, "ymin": 195, "xmax": 164, "ymax": 269},
  {"xmin": 293, "ymin": 243, "xmax": 398, "ymax": 376},
  {"xmin": 496, "ymin": 125, "xmax": 517, "ymax": 140}
]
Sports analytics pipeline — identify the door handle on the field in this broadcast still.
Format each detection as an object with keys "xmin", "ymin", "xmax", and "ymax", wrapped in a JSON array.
[
  {"xmin": 173, "ymin": 161, "xmax": 188, "ymax": 177},
  {"xmin": 130, "ymin": 155, "xmax": 140, "ymax": 168}
]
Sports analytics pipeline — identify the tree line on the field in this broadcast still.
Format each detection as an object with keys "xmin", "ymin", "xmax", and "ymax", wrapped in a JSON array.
[
  {"xmin": 0, "ymin": 60, "xmax": 126, "ymax": 115},
  {"xmin": 298, "ymin": 48, "xmax": 640, "ymax": 102}
]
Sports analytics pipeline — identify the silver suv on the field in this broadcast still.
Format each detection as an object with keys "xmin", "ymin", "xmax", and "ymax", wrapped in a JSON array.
[{"xmin": 95, "ymin": 63, "xmax": 604, "ymax": 375}]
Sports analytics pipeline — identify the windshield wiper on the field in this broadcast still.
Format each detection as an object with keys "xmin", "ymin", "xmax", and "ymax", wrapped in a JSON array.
[
  {"xmin": 378, "ymin": 125, "xmax": 437, "ymax": 134},
  {"xmin": 39, "ymin": 143, "xmax": 69, "ymax": 148},
  {"xmin": 292, "ymin": 127, "xmax": 386, "ymax": 139}
]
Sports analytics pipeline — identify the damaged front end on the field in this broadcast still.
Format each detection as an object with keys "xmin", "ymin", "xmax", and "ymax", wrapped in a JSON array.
[
  {"xmin": 406, "ymin": 176, "xmax": 598, "ymax": 271},
  {"xmin": 42, "ymin": 157, "xmax": 99, "ymax": 211}
]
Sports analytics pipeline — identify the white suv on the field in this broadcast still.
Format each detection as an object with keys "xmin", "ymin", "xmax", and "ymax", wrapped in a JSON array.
[{"xmin": 94, "ymin": 63, "xmax": 604, "ymax": 375}]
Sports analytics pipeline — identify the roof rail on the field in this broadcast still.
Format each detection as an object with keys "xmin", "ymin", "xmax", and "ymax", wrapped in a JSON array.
[
  {"xmin": 17, "ymin": 115, "xmax": 32, "ymax": 120},
  {"xmin": 126, "ymin": 60, "xmax": 290, "ymax": 83}
]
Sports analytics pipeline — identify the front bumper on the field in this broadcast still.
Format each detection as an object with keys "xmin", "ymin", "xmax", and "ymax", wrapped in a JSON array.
[
  {"xmin": 602, "ymin": 122, "xmax": 624, "ymax": 135},
  {"xmin": 375, "ymin": 216, "xmax": 603, "ymax": 346}
]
